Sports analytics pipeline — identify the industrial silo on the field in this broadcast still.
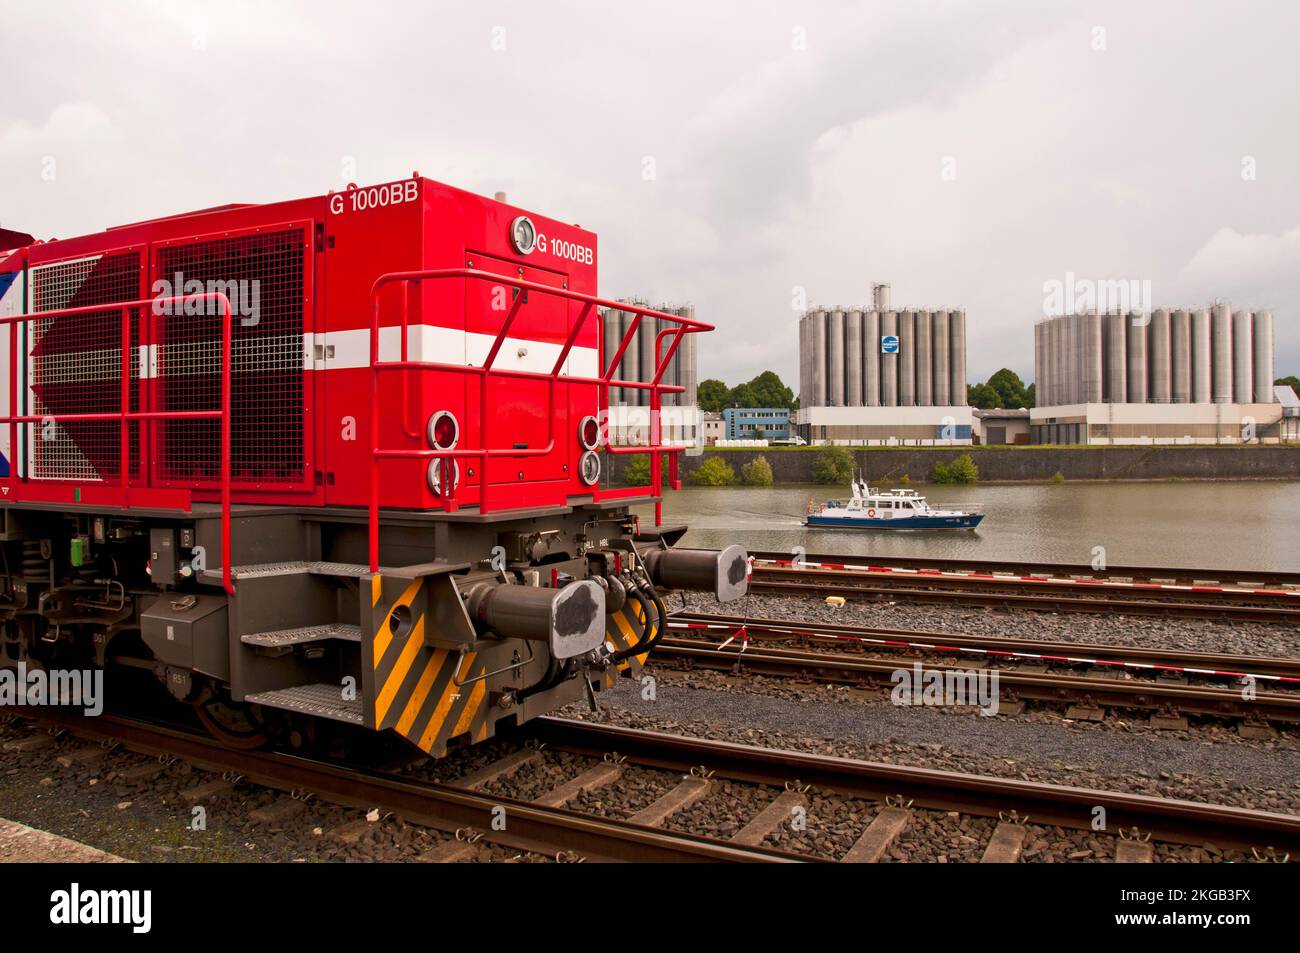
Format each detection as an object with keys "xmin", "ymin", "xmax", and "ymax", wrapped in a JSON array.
[
  {"xmin": 1148, "ymin": 308, "xmax": 1171, "ymax": 402},
  {"xmin": 1033, "ymin": 321, "xmax": 1044, "ymax": 407},
  {"xmin": 1083, "ymin": 312, "xmax": 1103, "ymax": 403},
  {"xmin": 915, "ymin": 310, "xmax": 932, "ymax": 405},
  {"xmin": 1233, "ymin": 311, "xmax": 1254, "ymax": 403},
  {"xmin": 1126, "ymin": 313, "xmax": 1148, "ymax": 403},
  {"xmin": 949, "ymin": 309, "xmax": 967, "ymax": 405},
  {"xmin": 1169, "ymin": 310, "xmax": 1190, "ymax": 403},
  {"xmin": 620, "ymin": 308, "xmax": 640, "ymax": 404},
  {"xmin": 1253, "ymin": 310, "xmax": 1274, "ymax": 404},
  {"xmin": 682, "ymin": 306, "xmax": 698, "ymax": 406},
  {"xmin": 845, "ymin": 309, "xmax": 863, "ymax": 405},
  {"xmin": 636, "ymin": 304, "xmax": 657, "ymax": 406},
  {"xmin": 880, "ymin": 311, "xmax": 898, "ymax": 406},
  {"xmin": 812, "ymin": 309, "xmax": 828, "ymax": 407},
  {"xmin": 1103, "ymin": 312, "xmax": 1127, "ymax": 403},
  {"xmin": 863, "ymin": 310, "xmax": 880, "ymax": 406},
  {"xmin": 1048, "ymin": 316, "xmax": 1062, "ymax": 406},
  {"xmin": 898, "ymin": 310, "xmax": 915, "ymax": 406},
  {"xmin": 1191, "ymin": 308, "xmax": 1212, "ymax": 403},
  {"xmin": 932, "ymin": 310, "xmax": 950, "ymax": 405},
  {"xmin": 828, "ymin": 309, "xmax": 845, "ymax": 406},
  {"xmin": 1211, "ymin": 303, "xmax": 1233, "ymax": 403},
  {"xmin": 873, "ymin": 283, "xmax": 891, "ymax": 313}
]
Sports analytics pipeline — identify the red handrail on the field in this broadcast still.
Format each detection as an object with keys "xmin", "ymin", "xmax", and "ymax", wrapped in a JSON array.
[
  {"xmin": 367, "ymin": 268, "xmax": 711, "ymax": 571},
  {"xmin": 0, "ymin": 292, "xmax": 234, "ymax": 594}
]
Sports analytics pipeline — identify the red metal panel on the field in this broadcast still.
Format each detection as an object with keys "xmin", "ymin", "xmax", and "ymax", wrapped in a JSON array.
[{"xmin": 151, "ymin": 221, "xmax": 313, "ymax": 493}]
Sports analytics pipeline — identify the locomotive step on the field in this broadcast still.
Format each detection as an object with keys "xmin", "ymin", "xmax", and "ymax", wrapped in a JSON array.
[
  {"xmin": 203, "ymin": 561, "xmax": 390, "ymax": 582},
  {"xmin": 241, "ymin": 623, "xmax": 363, "ymax": 656},
  {"xmin": 243, "ymin": 683, "xmax": 364, "ymax": 725}
]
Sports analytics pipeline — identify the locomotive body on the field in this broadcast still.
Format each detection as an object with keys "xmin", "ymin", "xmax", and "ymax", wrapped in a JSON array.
[{"xmin": 0, "ymin": 176, "xmax": 745, "ymax": 755}]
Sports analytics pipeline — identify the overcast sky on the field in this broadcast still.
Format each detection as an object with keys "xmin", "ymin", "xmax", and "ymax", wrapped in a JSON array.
[{"xmin": 2, "ymin": 0, "xmax": 1297, "ymax": 388}]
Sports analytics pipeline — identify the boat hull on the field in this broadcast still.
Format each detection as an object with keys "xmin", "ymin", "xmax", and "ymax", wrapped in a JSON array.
[{"xmin": 805, "ymin": 513, "xmax": 984, "ymax": 530}]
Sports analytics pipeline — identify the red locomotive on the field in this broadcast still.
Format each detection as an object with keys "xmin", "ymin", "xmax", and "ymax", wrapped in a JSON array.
[{"xmin": 0, "ymin": 175, "xmax": 746, "ymax": 755}]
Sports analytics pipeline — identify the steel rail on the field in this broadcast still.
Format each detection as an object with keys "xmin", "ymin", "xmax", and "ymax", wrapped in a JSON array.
[
  {"xmin": 531, "ymin": 717, "xmax": 1300, "ymax": 854},
  {"xmin": 652, "ymin": 638, "xmax": 1300, "ymax": 723},
  {"xmin": 667, "ymin": 611, "xmax": 1300, "ymax": 682},
  {"xmin": 746, "ymin": 577, "xmax": 1300, "ymax": 623},
  {"xmin": 19, "ymin": 709, "xmax": 808, "ymax": 863},
  {"xmin": 747, "ymin": 549, "xmax": 1300, "ymax": 589}
]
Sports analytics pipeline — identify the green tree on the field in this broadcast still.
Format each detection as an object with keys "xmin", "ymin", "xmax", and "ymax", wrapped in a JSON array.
[
  {"xmin": 967, "ymin": 382, "xmax": 1000, "ymax": 409},
  {"xmin": 1025, "ymin": 382, "xmax": 1036, "ymax": 408},
  {"xmin": 727, "ymin": 382, "xmax": 759, "ymax": 407},
  {"xmin": 811, "ymin": 445, "xmax": 855, "ymax": 484},
  {"xmin": 933, "ymin": 453, "xmax": 978, "ymax": 484},
  {"xmin": 691, "ymin": 456, "xmax": 736, "ymax": 486},
  {"xmin": 986, "ymin": 368, "xmax": 1029, "ymax": 408},
  {"xmin": 623, "ymin": 454, "xmax": 650, "ymax": 485},
  {"xmin": 698, "ymin": 379, "xmax": 729, "ymax": 412},
  {"xmin": 740, "ymin": 455, "xmax": 774, "ymax": 486},
  {"xmin": 740, "ymin": 370, "xmax": 795, "ymax": 408}
]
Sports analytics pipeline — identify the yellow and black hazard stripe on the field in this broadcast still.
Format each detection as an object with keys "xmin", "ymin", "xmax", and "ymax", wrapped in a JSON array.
[
  {"xmin": 601, "ymin": 600, "xmax": 654, "ymax": 688},
  {"xmin": 365, "ymin": 573, "xmax": 495, "ymax": 757}
]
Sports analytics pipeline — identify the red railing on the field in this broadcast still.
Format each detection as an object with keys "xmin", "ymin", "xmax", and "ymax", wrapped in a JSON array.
[
  {"xmin": 367, "ymin": 268, "xmax": 711, "ymax": 572},
  {"xmin": 0, "ymin": 292, "xmax": 234, "ymax": 594}
]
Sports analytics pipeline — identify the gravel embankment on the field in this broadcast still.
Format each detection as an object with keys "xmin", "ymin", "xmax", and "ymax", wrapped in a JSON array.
[{"xmin": 563, "ymin": 671, "xmax": 1300, "ymax": 816}]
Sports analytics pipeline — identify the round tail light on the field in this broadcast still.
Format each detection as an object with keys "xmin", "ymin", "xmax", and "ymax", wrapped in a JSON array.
[
  {"xmin": 427, "ymin": 458, "xmax": 460, "ymax": 496},
  {"xmin": 427, "ymin": 411, "xmax": 459, "ymax": 449},
  {"xmin": 579, "ymin": 450, "xmax": 601, "ymax": 486},
  {"xmin": 579, "ymin": 415, "xmax": 600, "ymax": 450}
]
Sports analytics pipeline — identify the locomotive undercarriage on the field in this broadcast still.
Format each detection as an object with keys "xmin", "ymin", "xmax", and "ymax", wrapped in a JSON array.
[{"xmin": 0, "ymin": 501, "xmax": 746, "ymax": 756}]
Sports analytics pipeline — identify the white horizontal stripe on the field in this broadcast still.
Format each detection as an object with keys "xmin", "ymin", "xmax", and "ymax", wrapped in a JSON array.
[{"xmin": 306, "ymin": 325, "xmax": 598, "ymax": 378}]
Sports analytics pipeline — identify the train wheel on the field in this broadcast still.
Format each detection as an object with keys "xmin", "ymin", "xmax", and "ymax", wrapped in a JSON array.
[{"xmin": 197, "ymin": 699, "xmax": 269, "ymax": 750}]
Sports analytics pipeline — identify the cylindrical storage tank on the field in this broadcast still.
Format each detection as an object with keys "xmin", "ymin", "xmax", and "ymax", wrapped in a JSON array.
[
  {"xmin": 1083, "ymin": 312, "xmax": 1103, "ymax": 403},
  {"xmin": 1103, "ymin": 312, "xmax": 1126, "ymax": 403},
  {"xmin": 1253, "ymin": 310, "xmax": 1274, "ymax": 405},
  {"xmin": 682, "ymin": 306, "xmax": 698, "ymax": 407},
  {"xmin": 915, "ymin": 310, "xmax": 932, "ymax": 405},
  {"xmin": 898, "ymin": 310, "xmax": 915, "ymax": 406},
  {"xmin": 1046, "ymin": 316, "xmax": 1060, "ymax": 405},
  {"xmin": 1233, "ymin": 310, "xmax": 1254, "ymax": 403},
  {"xmin": 844, "ymin": 309, "xmax": 863, "ymax": 405},
  {"xmin": 1191, "ymin": 308, "xmax": 1212, "ymax": 403},
  {"xmin": 621, "ymin": 309, "xmax": 640, "ymax": 405},
  {"xmin": 863, "ymin": 311, "xmax": 880, "ymax": 406},
  {"xmin": 1170, "ymin": 309, "xmax": 1191, "ymax": 403},
  {"xmin": 931, "ymin": 310, "xmax": 950, "ymax": 405},
  {"xmin": 873, "ymin": 283, "xmax": 891, "ymax": 313},
  {"xmin": 798, "ymin": 314, "xmax": 810, "ymax": 409},
  {"xmin": 661, "ymin": 306, "xmax": 681, "ymax": 407},
  {"xmin": 880, "ymin": 311, "xmax": 898, "ymax": 406},
  {"xmin": 827, "ymin": 309, "xmax": 845, "ymax": 406},
  {"xmin": 812, "ymin": 310, "xmax": 827, "ymax": 407},
  {"xmin": 1211, "ymin": 303, "xmax": 1233, "ymax": 403},
  {"xmin": 1148, "ymin": 308, "xmax": 1171, "ymax": 402},
  {"xmin": 1033, "ymin": 321, "xmax": 1044, "ymax": 407},
  {"xmin": 639, "ymin": 308, "xmax": 660, "ymax": 405},
  {"xmin": 1126, "ymin": 313, "xmax": 1148, "ymax": 403},
  {"xmin": 1065, "ymin": 314, "xmax": 1080, "ymax": 404},
  {"xmin": 948, "ymin": 309, "xmax": 966, "ymax": 405}
]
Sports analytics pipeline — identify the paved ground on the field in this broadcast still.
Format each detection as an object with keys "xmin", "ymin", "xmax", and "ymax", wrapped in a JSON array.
[{"xmin": 0, "ymin": 816, "xmax": 127, "ymax": 863}]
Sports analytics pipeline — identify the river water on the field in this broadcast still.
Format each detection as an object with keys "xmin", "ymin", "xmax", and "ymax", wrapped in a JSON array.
[{"xmin": 632, "ymin": 481, "xmax": 1300, "ymax": 572}]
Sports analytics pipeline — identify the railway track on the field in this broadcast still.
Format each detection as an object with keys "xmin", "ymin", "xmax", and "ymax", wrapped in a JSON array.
[
  {"xmin": 8, "ymin": 709, "xmax": 1298, "ymax": 861},
  {"xmin": 660, "ymin": 613, "xmax": 1300, "ymax": 725},
  {"xmin": 747, "ymin": 561, "xmax": 1300, "ymax": 623}
]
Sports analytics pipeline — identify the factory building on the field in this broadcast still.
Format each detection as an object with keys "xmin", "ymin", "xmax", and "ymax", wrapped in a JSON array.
[
  {"xmin": 1031, "ymin": 306, "xmax": 1289, "ymax": 444},
  {"xmin": 796, "ymin": 283, "xmax": 973, "ymax": 444},
  {"xmin": 601, "ymin": 302, "xmax": 700, "ymax": 446}
]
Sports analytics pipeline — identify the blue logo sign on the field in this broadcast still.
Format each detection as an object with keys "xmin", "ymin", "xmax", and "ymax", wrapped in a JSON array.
[{"xmin": 880, "ymin": 335, "xmax": 899, "ymax": 354}]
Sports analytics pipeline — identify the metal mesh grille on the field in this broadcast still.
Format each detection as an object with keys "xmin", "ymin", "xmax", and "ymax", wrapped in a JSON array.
[
  {"xmin": 28, "ymin": 252, "xmax": 142, "ymax": 481},
  {"xmin": 155, "ymin": 229, "xmax": 306, "ymax": 485}
]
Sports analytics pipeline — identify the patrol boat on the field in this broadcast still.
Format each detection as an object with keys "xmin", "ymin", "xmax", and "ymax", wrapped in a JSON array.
[{"xmin": 805, "ymin": 479, "xmax": 984, "ymax": 530}]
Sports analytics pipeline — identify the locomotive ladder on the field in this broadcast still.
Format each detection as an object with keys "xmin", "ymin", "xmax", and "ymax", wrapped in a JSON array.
[
  {"xmin": 367, "ymin": 269, "xmax": 712, "ymax": 571},
  {"xmin": 0, "ymin": 292, "xmax": 235, "ymax": 594}
]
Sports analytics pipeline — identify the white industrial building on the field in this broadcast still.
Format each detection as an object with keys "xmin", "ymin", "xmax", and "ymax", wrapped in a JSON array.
[
  {"xmin": 796, "ymin": 283, "xmax": 973, "ymax": 445},
  {"xmin": 1031, "ymin": 306, "xmax": 1292, "ymax": 444}
]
